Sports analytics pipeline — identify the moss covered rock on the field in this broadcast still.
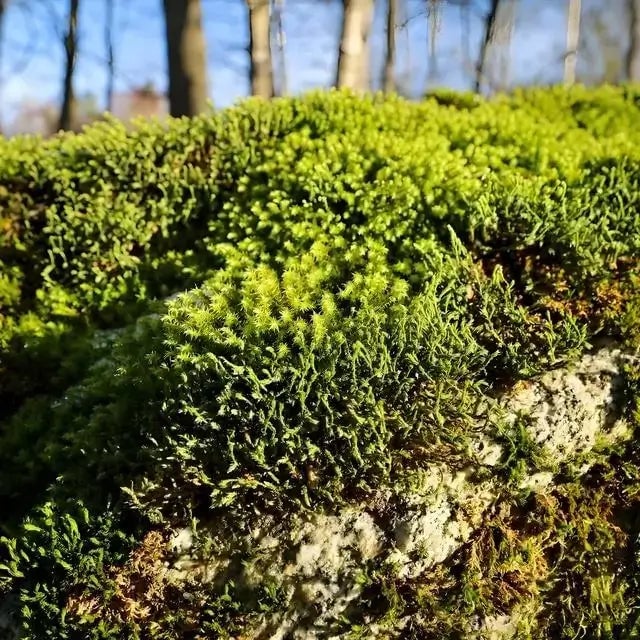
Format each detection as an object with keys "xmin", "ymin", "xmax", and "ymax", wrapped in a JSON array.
[{"xmin": 1, "ymin": 86, "xmax": 640, "ymax": 638}]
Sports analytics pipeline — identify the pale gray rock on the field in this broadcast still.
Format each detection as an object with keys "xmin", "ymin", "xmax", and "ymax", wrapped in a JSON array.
[{"xmin": 163, "ymin": 347, "xmax": 631, "ymax": 639}]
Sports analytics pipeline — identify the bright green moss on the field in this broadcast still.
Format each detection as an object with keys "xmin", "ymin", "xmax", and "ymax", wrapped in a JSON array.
[{"xmin": 1, "ymin": 86, "xmax": 640, "ymax": 638}]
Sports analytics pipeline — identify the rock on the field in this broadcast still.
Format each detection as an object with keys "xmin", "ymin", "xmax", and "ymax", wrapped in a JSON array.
[
  {"xmin": 169, "ymin": 527, "xmax": 194, "ymax": 555},
  {"xmin": 164, "ymin": 347, "xmax": 631, "ymax": 638},
  {"xmin": 388, "ymin": 465, "xmax": 490, "ymax": 579},
  {"xmin": 504, "ymin": 349, "xmax": 626, "ymax": 461},
  {"xmin": 477, "ymin": 613, "xmax": 518, "ymax": 639}
]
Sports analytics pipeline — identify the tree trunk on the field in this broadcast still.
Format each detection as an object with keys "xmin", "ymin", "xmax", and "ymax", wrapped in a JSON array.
[
  {"xmin": 627, "ymin": 0, "xmax": 640, "ymax": 80},
  {"xmin": 475, "ymin": 0, "xmax": 499, "ymax": 93},
  {"xmin": 0, "ymin": 0, "xmax": 5, "ymax": 132},
  {"xmin": 564, "ymin": 0, "xmax": 581, "ymax": 86},
  {"xmin": 427, "ymin": 0, "xmax": 440, "ymax": 85},
  {"xmin": 496, "ymin": 0, "xmax": 516, "ymax": 92},
  {"xmin": 383, "ymin": 0, "xmax": 397, "ymax": 92},
  {"xmin": 460, "ymin": 0, "xmax": 471, "ymax": 76},
  {"xmin": 359, "ymin": 13, "xmax": 372, "ymax": 91},
  {"xmin": 162, "ymin": 0, "xmax": 208, "ymax": 117},
  {"xmin": 247, "ymin": 0, "xmax": 273, "ymax": 98},
  {"xmin": 105, "ymin": 0, "xmax": 115, "ymax": 111},
  {"xmin": 59, "ymin": 0, "xmax": 79, "ymax": 131},
  {"xmin": 272, "ymin": 0, "xmax": 287, "ymax": 96},
  {"xmin": 396, "ymin": 0, "xmax": 412, "ymax": 96},
  {"xmin": 336, "ymin": 0, "xmax": 374, "ymax": 92}
]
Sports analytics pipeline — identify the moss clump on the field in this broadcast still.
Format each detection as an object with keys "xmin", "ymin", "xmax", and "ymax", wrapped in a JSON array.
[{"xmin": 1, "ymin": 86, "xmax": 640, "ymax": 637}]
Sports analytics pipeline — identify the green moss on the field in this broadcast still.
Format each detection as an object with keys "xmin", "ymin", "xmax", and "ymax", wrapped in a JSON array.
[
  {"xmin": 346, "ymin": 362, "xmax": 640, "ymax": 639},
  {"xmin": 2, "ymin": 87, "xmax": 640, "ymax": 637}
]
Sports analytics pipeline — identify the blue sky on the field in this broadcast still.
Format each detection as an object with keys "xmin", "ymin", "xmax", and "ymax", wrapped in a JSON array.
[{"xmin": 0, "ymin": 0, "xmax": 626, "ymax": 130}]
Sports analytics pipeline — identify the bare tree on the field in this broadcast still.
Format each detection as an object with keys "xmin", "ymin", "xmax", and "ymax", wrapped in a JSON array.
[
  {"xmin": 394, "ymin": 0, "xmax": 413, "ymax": 96},
  {"xmin": 247, "ymin": 0, "xmax": 273, "ymax": 98},
  {"xmin": 272, "ymin": 0, "xmax": 287, "ymax": 95},
  {"xmin": 578, "ymin": 3, "xmax": 625, "ymax": 85},
  {"xmin": 564, "ymin": 0, "xmax": 581, "ymax": 85},
  {"xmin": 59, "ymin": 0, "xmax": 79, "ymax": 130},
  {"xmin": 0, "ymin": 1, "xmax": 4, "ymax": 61},
  {"xmin": 0, "ymin": 0, "xmax": 5, "ymax": 131},
  {"xmin": 475, "ymin": 0, "xmax": 499, "ymax": 93},
  {"xmin": 105, "ymin": 0, "xmax": 115, "ymax": 111},
  {"xmin": 628, "ymin": 0, "xmax": 640, "ymax": 80},
  {"xmin": 336, "ymin": 0, "xmax": 374, "ymax": 91},
  {"xmin": 427, "ymin": 0, "xmax": 440, "ymax": 85},
  {"xmin": 460, "ymin": 0, "xmax": 472, "ymax": 76},
  {"xmin": 383, "ymin": 0, "xmax": 398, "ymax": 92},
  {"xmin": 495, "ymin": 0, "xmax": 516, "ymax": 92},
  {"xmin": 162, "ymin": 0, "xmax": 208, "ymax": 117}
]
